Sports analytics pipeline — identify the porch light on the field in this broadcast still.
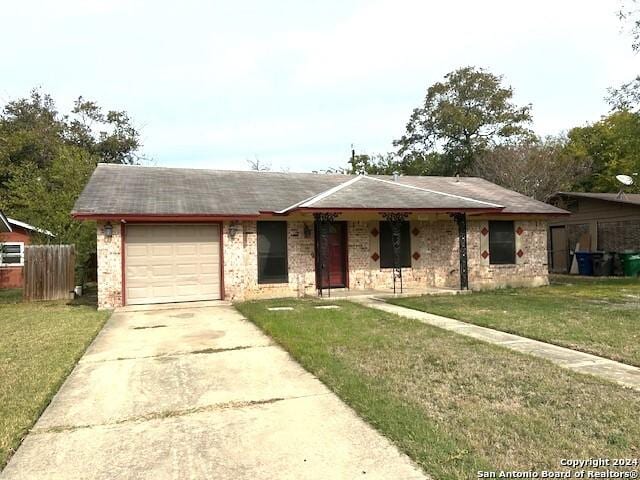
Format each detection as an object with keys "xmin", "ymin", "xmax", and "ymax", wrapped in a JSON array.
[{"xmin": 104, "ymin": 222, "xmax": 113, "ymax": 238}]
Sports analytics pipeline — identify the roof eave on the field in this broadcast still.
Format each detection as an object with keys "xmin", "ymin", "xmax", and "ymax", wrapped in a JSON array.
[
  {"xmin": 71, "ymin": 213, "xmax": 262, "ymax": 221},
  {"xmin": 275, "ymin": 206, "xmax": 505, "ymax": 215},
  {"xmin": 0, "ymin": 211, "xmax": 11, "ymax": 233}
]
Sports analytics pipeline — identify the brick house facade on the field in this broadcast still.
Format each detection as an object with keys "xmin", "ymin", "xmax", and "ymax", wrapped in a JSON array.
[
  {"xmin": 0, "ymin": 215, "xmax": 54, "ymax": 289},
  {"xmin": 95, "ymin": 216, "xmax": 549, "ymax": 308},
  {"xmin": 77, "ymin": 165, "xmax": 566, "ymax": 309}
]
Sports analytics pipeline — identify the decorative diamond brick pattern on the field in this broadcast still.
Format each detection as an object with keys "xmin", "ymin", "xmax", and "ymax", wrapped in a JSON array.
[
  {"xmin": 412, "ymin": 227, "xmax": 420, "ymax": 236},
  {"xmin": 370, "ymin": 227, "xmax": 379, "ymax": 237},
  {"xmin": 481, "ymin": 227, "xmax": 489, "ymax": 236},
  {"xmin": 371, "ymin": 252, "xmax": 380, "ymax": 261},
  {"xmin": 516, "ymin": 226, "xmax": 524, "ymax": 236},
  {"xmin": 481, "ymin": 250, "xmax": 489, "ymax": 259},
  {"xmin": 412, "ymin": 251, "xmax": 421, "ymax": 260},
  {"xmin": 517, "ymin": 249, "xmax": 524, "ymax": 258}
]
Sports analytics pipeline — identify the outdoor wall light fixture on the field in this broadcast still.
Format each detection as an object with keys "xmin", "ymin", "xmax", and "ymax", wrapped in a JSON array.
[{"xmin": 104, "ymin": 222, "xmax": 113, "ymax": 238}]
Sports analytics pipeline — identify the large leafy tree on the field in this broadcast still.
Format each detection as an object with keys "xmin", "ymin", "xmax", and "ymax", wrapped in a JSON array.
[
  {"xmin": 393, "ymin": 66, "xmax": 533, "ymax": 175},
  {"xmin": 0, "ymin": 89, "xmax": 143, "ymax": 281},
  {"xmin": 344, "ymin": 152, "xmax": 445, "ymax": 175},
  {"xmin": 565, "ymin": 110, "xmax": 640, "ymax": 192}
]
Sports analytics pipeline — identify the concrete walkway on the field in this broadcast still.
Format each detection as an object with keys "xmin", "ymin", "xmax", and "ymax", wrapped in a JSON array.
[
  {"xmin": 1, "ymin": 304, "xmax": 426, "ymax": 480},
  {"xmin": 354, "ymin": 297, "xmax": 640, "ymax": 391}
]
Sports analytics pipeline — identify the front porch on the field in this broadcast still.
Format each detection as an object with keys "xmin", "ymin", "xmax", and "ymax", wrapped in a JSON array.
[
  {"xmin": 224, "ymin": 214, "xmax": 550, "ymax": 302},
  {"xmin": 311, "ymin": 286, "xmax": 468, "ymax": 301}
]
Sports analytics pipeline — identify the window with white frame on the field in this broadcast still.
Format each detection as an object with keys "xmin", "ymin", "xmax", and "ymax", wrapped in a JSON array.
[{"xmin": 0, "ymin": 242, "xmax": 24, "ymax": 266}]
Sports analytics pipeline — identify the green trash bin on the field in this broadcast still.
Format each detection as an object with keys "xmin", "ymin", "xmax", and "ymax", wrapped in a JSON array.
[{"xmin": 620, "ymin": 252, "xmax": 640, "ymax": 277}]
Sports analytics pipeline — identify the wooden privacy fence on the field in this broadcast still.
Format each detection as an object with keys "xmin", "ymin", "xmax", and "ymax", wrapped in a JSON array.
[{"xmin": 23, "ymin": 245, "xmax": 75, "ymax": 301}]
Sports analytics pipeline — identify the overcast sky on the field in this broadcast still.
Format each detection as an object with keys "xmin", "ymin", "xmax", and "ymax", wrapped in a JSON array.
[{"xmin": 2, "ymin": 0, "xmax": 639, "ymax": 172}]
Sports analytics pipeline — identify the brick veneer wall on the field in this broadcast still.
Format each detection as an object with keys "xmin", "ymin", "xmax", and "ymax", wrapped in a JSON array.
[
  {"xmin": 96, "ymin": 218, "xmax": 549, "ymax": 307},
  {"xmin": 349, "ymin": 219, "xmax": 548, "ymax": 292},
  {"xmin": 0, "ymin": 226, "xmax": 32, "ymax": 289},
  {"xmin": 467, "ymin": 219, "xmax": 549, "ymax": 289},
  {"xmin": 223, "ymin": 220, "xmax": 316, "ymax": 301},
  {"xmin": 96, "ymin": 221, "xmax": 122, "ymax": 309}
]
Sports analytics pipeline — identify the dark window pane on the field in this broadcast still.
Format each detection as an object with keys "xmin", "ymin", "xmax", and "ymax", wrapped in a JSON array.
[
  {"xmin": 489, "ymin": 221, "xmax": 515, "ymax": 265},
  {"xmin": 2, "ymin": 255, "xmax": 21, "ymax": 264},
  {"xmin": 257, "ymin": 222, "xmax": 288, "ymax": 283},
  {"xmin": 379, "ymin": 221, "xmax": 411, "ymax": 268},
  {"xmin": 3, "ymin": 245, "xmax": 20, "ymax": 254},
  {"xmin": 1, "ymin": 244, "xmax": 22, "ymax": 264}
]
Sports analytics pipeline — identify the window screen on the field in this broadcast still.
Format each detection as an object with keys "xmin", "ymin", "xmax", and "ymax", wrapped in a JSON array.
[
  {"xmin": 489, "ymin": 221, "xmax": 515, "ymax": 265},
  {"xmin": 257, "ymin": 222, "xmax": 288, "ymax": 283},
  {"xmin": 0, "ymin": 243, "xmax": 23, "ymax": 265},
  {"xmin": 379, "ymin": 221, "xmax": 411, "ymax": 268}
]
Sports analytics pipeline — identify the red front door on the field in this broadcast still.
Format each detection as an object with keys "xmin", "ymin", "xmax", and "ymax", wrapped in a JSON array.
[{"xmin": 316, "ymin": 222, "xmax": 347, "ymax": 289}]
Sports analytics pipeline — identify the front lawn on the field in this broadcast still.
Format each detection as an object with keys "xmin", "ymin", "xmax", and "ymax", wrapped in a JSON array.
[
  {"xmin": 237, "ymin": 299, "xmax": 640, "ymax": 480},
  {"xmin": 0, "ymin": 290, "xmax": 109, "ymax": 469},
  {"xmin": 389, "ymin": 275, "xmax": 640, "ymax": 367}
]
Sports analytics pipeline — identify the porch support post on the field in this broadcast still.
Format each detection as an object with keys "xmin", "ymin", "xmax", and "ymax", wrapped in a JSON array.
[
  {"xmin": 381, "ymin": 212, "xmax": 409, "ymax": 294},
  {"xmin": 313, "ymin": 212, "xmax": 339, "ymax": 297},
  {"xmin": 451, "ymin": 212, "xmax": 469, "ymax": 290}
]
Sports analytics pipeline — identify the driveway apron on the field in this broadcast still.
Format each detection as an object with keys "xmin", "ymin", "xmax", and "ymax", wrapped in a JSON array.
[{"xmin": 1, "ymin": 304, "xmax": 426, "ymax": 480}]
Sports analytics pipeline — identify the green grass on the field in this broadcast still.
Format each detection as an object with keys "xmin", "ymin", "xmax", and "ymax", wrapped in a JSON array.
[
  {"xmin": 237, "ymin": 298, "xmax": 640, "ymax": 480},
  {"xmin": 0, "ymin": 288, "xmax": 109, "ymax": 469},
  {"xmin": 0, "ymin": 289, "xmax": 22, "ymax": 304},
  {"xmin": 388, "ymin": 275, "xmax": 640, "ymax": 367}
]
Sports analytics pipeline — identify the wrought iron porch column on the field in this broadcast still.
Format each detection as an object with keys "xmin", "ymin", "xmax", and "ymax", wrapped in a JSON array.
[
  {"xmin": 313, "ymin": 212, "xmax": 339, "ymax": 297},
  {"xmin": 451, "ymin": 213, "xmax": 469, "ymax": 290},
  {"xmin": 381, "ymin": 212, "xmax": 408, "ymax": 294}
]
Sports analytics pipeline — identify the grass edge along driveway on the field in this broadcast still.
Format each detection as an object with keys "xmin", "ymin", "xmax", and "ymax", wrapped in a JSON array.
[
  {"xmin": 387, "ymin": 276, "xmax": 640, "ymax": 367},
  {"xmin": 0, "ymin": 291, "xmax": 109, "ymax": 470},
  {"xmin": 237, "ymin": 298, "xmax": 640, "ymax": 480}
]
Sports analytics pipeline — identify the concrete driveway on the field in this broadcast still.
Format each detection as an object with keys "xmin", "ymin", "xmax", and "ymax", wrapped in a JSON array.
[{"xmin": 1, "ymin": 303, "xmax": 426, "ymax": 480}]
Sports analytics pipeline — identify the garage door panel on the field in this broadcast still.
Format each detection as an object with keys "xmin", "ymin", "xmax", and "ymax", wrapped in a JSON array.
[
  {"xmin": 125, "ymin": 224, "xmax": 221, "ymax": 305},
  {"xmin": 175, "ymin": 245, "xmax": 199, "ymax": 255},
  {"xmin": 150, "ymin": 245, "xmax": 174, "ymax": 256}
]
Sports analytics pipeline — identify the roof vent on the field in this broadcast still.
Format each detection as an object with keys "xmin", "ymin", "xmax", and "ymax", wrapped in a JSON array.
[
  {"xmin": 455, "ymin": 174, "xmax": 460, "ymax": 183},
  {"xmin": 393, "ymin": 171, "xmax": 399, "ymax": 182}
]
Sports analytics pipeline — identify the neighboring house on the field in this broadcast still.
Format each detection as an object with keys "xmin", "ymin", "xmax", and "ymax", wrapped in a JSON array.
[
  {"xmin": 72, "ymin": 164, "xmax": 568, "ymax": 309},
  {"xmin": 546, "ymin": 192, "xmax": 640, "ymax": 273},
  {"xmin": 0, "ymin": 213, "xmax": 55, "ymax": 289}
]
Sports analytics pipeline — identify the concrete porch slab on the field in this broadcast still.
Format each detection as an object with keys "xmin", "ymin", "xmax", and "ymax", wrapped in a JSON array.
[{"xmin": 312, "ymin": 287, "xmax": 468, "ymax": 301}]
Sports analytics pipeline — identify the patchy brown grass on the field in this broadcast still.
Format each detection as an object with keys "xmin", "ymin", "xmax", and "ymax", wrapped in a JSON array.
[
  {"xmin": 238, "ymin": 298, "xmax": 640, "ymax": 480},
  {"xmin": 0, "ymin": 290, "xmax": 109, "ymax": 469},
  {"xmin": 390, "ymin": 275, "xmax": 640, "ymax": 366}
]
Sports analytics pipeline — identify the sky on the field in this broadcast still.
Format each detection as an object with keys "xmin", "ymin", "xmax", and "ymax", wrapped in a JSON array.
[{"xmin": 1, "ymin": 0, "xmax": 639, "ymax": 172}]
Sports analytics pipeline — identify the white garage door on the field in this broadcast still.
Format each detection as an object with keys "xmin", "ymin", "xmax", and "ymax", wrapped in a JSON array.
[{"xmin": 125, "ymin": 224, "xmax": 221, "ymax": 305}]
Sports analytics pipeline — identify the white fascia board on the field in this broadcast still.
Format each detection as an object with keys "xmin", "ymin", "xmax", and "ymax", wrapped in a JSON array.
[{"xmin": 275, "ymin": 175, "xmax": 364, "ymax": 213}]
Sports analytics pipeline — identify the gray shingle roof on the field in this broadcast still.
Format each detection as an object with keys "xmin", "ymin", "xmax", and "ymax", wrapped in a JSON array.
[
  {"xmin": 551, "ymin": 191, "xmax": 640, "ymax": 207},
  {"xmin": 72, "ymin": 164, "xmax": 567, "ymax": 217}
]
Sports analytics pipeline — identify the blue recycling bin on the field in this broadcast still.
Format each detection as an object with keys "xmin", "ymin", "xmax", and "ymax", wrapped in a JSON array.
[{"xmin": 575, "ymin": 252, "xmax": 593, "ymax": 276}]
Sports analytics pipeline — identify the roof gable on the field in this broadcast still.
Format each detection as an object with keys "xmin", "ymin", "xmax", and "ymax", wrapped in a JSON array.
[{"xmin": 279, "ymin": 175, "xmax": 502, "ymax": 212}]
